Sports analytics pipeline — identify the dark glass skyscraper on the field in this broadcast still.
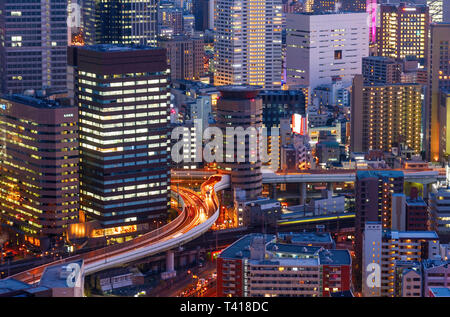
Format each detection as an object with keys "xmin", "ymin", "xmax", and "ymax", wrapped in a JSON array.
[
  {"xmin": 0, "ymin": 0, "xmax": 68, "ymax": 94},
  {"xmin": 68, "ymin": 45, "xmax": 170, "ymax": 241},
  {"xmin": 83, "ymin": 0, "xmax": 158, "ymax": 47}
]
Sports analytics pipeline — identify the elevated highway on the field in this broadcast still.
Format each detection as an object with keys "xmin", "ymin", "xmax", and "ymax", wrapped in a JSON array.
[
  {"xmin": 172, "ymin": 168, "xmax": 444, "ymax": 185},
  {"xmin": 9, "ymin": 175, "xmax": 230, "ymax": 284}
]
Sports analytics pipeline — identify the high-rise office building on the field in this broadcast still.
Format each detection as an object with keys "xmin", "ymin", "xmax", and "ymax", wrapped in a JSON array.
[
  {"xmin": 351, "ymin": 74, "xmax": 422, "ymax": 154},
  {"xmin": 159, "ymin": 35, "xmax": 205, "ymax": 81},
  {"xmin": 193, "ymin": 0, "xmax": 214, "ymax": 31},
  {"xmin": 216, "ymin": 86, "xmax": 263, "ymax": 201},
  {"xmin": 214, "ymin": 0, "xmax": 283, "ymax": 89},
  {"xmin": 158, "ymin": 8, "xmax": 184, "ymax": 36},
  {"xmin": 83, "ymin": 0, "xmax": 158, "ymax": 46},
  {"xmin": 0, "ymin": 94, "xmax": 79, "ymax": 250},
  {"xmin": 445, "ymin": 0, "xmax": 450, "ymax": 22},
  {"xmin": 439, "ymin": 89, "xmax": 450, "ymax": 159},
  {"xmin": 377, "ymin": 4, "xmax": 429, "ymax": 65},
  {"xmin": 340, "ymin": 0, "xmax": 366, "ymax": 12},
  {"xmin": 362, "ymin": 222, "xmax": 382, "ymax": 297},
  {"xmin": 0, "ymin": 0, "xmax": 68, "ymax": 94},
  {"xmin": 355, "ymin": 170, "xmax": 404, "ymax": 291},
  {"xmin": 311, "ymin": 0, "xmax": 337, "ymax": 13},
  {"xmin": 428, "ymin": 0, "xmax": 444, "ymax": 22},
  {"xmin": 425, "ymin": 23, "xmax": 450, "ymax": 162},
  {"xmin": 362, "ymin": 56, "xmax": 402, "ymax": 84},
  {"xmin": 286, "ymin": 12, "xmax": 368, "ymax": 90},
  {"xmin": 68, "ymin": 45, "xmax": 170, "ymax": 241},
  {"xmin": 259, "ymin": 89, "xmax": 307, "ymax": 131}
]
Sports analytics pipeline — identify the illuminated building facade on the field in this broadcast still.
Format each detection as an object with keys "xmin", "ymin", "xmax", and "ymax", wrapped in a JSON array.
[
  {"xmin": 68, "ymin": 45, "xmax": 170, "ymax": 241},
  {"xmin": 311, "ymin": 0, "xmax": 337, "ymax": 13},
  {"xmin": 214, "ymin": 0, "xmax": 283, "ymax": 89},
  {"xmin": 365, "ymin": 224, "xmax": 440, "ymax": 297},
  {"xmin": 362, "ymin": 56, "xmax": 402, "ymax": 85},
  {"xmin": 429, "ymin": 188, "xmax": 450, "ymax": 236},
  {"xmin": 425, "ymin": 23, "xmax": 450, "ymax": 162},
  {"xmin": 340, "ymin": 0, "xmax": 366, "ymax": 12},
  {"xmin": 216, "ymin": 86, "xmax": 263, "ymax": 201},
  {"xmin": 351, "ymin": 74, "xmax": 422, "ymax": 154},
  {"xmin": 217, "ymin": 234, "xmax": 352, "ymax": 297},
  {"xmin": 0, "ymin": 94, "xmax": 79, "ymax": 250},
  {"xmin": 83, "ymin": 0, "xmax": 158, "ymax": 47},
  {"xmin": 377, "ymin": 4, "xmax": 429, "ymax": 65},
  {"xmin": 158, "ymin": 8, "xmax": 184, "ymax": 36},
  {"xmin": 0, "ymin": 0, "xmax": 68, "ymax": 93},
  {"xmin": 159, "ymin": 35, "xmax": 205, "ymax": 81},
  {"xmin": 428, "ymin": 0, "xmax": 443, "ymax": 22},
  {"xmin": 286, "ymin": 12, "xmax": 369, "ymax": 90},
  {"xmin": 355, "ymin": 171, "xmax": 404, "ymax": 292},
  {"xmin": 260, "ymin": 89, "xmax": 307, "ymax": 131}
]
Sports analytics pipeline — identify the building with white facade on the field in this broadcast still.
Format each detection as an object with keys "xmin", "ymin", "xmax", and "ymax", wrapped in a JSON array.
[
  {"xmin": 362, "ymin": 222, "xmax": 382, "ymax": 297},
  {"xmin": 286, "ymin": 11, "xmax": 369, "ymax": 91},
  {"xmin": 363, "ymin": 222, "xmax": 441, "ymax": 297},
  {"xmin": 214, "ymin": 0, "xmax": 283, "ymax": 89}
]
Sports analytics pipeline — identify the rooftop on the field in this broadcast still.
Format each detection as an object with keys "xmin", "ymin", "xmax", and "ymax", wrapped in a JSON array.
[
  {"xmin": 82, "ymin": 44, "xmax": 158, "ymax": 52},
  {"xmin": 219, "ymin": 234, "xmax": 350, "ymax": 265},
  {"xmin": 249, "ymin": 257, "xmax": 319, "ymax": 267},
  {"xmin": 0, "ymin": 278, "xmax": 31, "ymax": 295},
  {"xmin": 406, "ymin": 197, "xmax": 427, "ymax": 206},
  {"xmin": 278, "ymin": 232, "xmax": 334, "ymax": 244},
  {"xmin": 266, "ymin": 242, "xmax": 322, "ymax": 256},
  {"xmin": 294, "ymin": 11, "xmax": 368, "ymax": 16},
  {"xmin": 219, "ymin": 234, "xmax": 275, "ymax": 260},
  {"xmin": 387, "ymin": 231, "xmax": 439, "ymax": 240},
  {"xmin": 363, "ymin": 56, "xmax": 397, "ymax": 62},
  {"xmin": 0, "ymin": 94, "xmax": 73, "ymax": 109},
  {"xmin": 219, "ymin": 85, "xmax": 261, "ymax": 99},
  {"xmin": 429, "ymin": 287, "xmax": 450, "ymax": 297},
  {"xmin": 422, "ymin": 259, "xmax": 450, "ymax": 269},
  {"xmin": 357, "ymin": 170, "xmax": 404, "ymax": 179},
  {"xmin": 39, "ymin": 260, "xmax": 83, "ymax": 289}
]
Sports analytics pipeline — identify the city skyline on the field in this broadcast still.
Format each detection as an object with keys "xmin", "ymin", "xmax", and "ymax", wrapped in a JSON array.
[{"xmin": 0, "ymin": 0, "xmax": 450, "ymax": 301}]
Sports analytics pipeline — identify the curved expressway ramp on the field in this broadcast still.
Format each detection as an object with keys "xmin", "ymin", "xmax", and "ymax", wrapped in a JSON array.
[{"xmin": 9, "ymin": 174, "xmax": 230, "ymax": 284}]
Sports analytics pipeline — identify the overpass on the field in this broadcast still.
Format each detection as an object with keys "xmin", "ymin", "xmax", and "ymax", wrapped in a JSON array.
[
  {"xmin": 172, "ymin": 168, "xmax": 444, "ymax": 184},
  {"xmin": 9, "ymin": 175, "xmax": 230, "ymax": 284}
]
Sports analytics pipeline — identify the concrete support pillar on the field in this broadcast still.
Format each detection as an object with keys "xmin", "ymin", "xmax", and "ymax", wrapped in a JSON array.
[
  {"xmin": 166, "ymin": 250, "xmax": 175, "ymax": 272},
  {"xmin": 188, "ymin": 253, "xmax": 196, "ymax": 264},
  {"xmin": 327, "ymin": 182, "xmax": 333, "ymax": 194},
  {"xmin": 270, "ymin": 184, "xmax": 277, "ymax": 199},
  {"xmin": 423, "ymin": 183, "xmax": 429, "ymax": 200},
  {"xmin": 300, "ymin": 183, "xmax": 306, "ymax": 205}
]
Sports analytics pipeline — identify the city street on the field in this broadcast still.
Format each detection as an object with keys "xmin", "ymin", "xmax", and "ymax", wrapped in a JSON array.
[{"xmin": 147, "ymin": 261, "xmax": 217, "ymax": 297}]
